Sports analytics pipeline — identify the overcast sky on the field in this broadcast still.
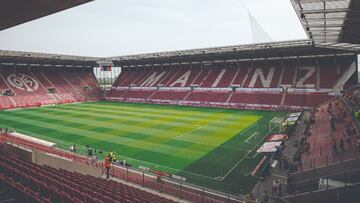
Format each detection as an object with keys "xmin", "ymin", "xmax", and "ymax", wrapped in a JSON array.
[{"xmin": 0, "ymin": 0, "xmax": 307, "ymax": 57}]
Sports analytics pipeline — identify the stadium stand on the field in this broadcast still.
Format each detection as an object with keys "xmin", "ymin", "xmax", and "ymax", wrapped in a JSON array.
[
  {"xmin": 299, "ymin": 92, "xmax": 360, "ymax": 171},
  {"xmin": 0, "ymin": 154, "xmax": 175, "ymax": 203},
  {"xmin": 0, "ymin": 0, "xmax": 360, "ymax": 202},
  {"xmin": 0, "ymin": 68, "xmax": 100, "ymax": 109},
  {"xmin": 107, "ymin": 56, "xmax": 356, "ymax": 110}
]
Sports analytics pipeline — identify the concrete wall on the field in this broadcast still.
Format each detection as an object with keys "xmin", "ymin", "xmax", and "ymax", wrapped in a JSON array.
[
  {"xmin": 0, "ymin": 143, "xmax": 101, "ymax": 178},
  {"xmin": 0, "ymin": 143, "xmax": 32, "ymax": 162},
  {"xmin": 32, "ymin": 149, "xmax": 102, "ymax": 177}
]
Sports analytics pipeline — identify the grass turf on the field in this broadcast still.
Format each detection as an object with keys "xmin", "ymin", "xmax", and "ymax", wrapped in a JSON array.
[{"xmin": 0, "ymin": 101, "xmax": 288, "ymax": 195}]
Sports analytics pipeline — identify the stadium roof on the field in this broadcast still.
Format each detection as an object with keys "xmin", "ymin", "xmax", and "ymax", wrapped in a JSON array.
[
  {"xmin": 0, "ymin": 50, "xmax": 99, "ymax": 67},
  {"xmin": 111, "ymin": 39, "xmax": 357, "ymax": 66},
  {"xmin": 0, "ymin": 0, "xmax": 93, "ymax": 31},
  {"xmin": 0, "ymin": 0, "xmax": 359, "ymax": 68},
  {"xmin": 0, "ymin": 39, "xmax": 358, "ymax": 67},
  {"xmin": 291, "ymin": 0, "xmax": 360, "ymax": 44}
]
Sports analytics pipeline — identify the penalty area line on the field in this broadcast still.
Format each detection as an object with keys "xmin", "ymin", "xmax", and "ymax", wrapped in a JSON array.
[
  {"xmin": 244, "ymin": 131, "xmax": 258, "ymax": 144},
  {"xmin": 219, "ymin": 130, "xmax": 272, "ymax": 181}
]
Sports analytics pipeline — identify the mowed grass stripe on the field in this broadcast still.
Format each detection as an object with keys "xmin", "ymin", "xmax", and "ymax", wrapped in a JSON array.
[
  {"xmin": 0, "ymin": 114, "xmax": 208, "ymax": 156},
  {"xmin": 0, "ymin": 114, "xmax": 246, "ymax": 172},
  {"xmin": 5, "ymin": 108, "xmax": 251, "ymax": 146},
  {"xmin": 76, "ymin": 101, "xmax": 229, "ymax": 117},
  {"xmin": 0, "ymin": 101, "xmax": 286, "ymax": 192},
  {"xmin": 49, "ymin": 103, "xmax": 243, "ymax": 125},
  {"xmin": 18, "ymin": 104, "xmax": 259, "ymax": 146},
  {"xmin": 8, "ymin": 108, "xmax": 257, "ymax": 152},
  {"xmin": 0, "ymin": 109, "xmax": 256, "ymax": 168},
  {"xmin": 29, "ymin": 105, "xmax": 236, "ymax": 131}
]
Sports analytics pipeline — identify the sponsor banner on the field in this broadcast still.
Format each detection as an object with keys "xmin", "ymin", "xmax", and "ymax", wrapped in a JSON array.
[
  {"xmin": 105, "ymin": 98, "xmax": 290, "ymax": 111},
  {"xmin": 131, "ymin": 86, "xmax": 157, "ymax": 90},
  {"xmin": 257, "ymin": 141, "xmax": 282, "ymax": 153},
  {"xmin": 193, "ymin": 87, "xmax": 232, "ymax": 92},
  {"xmin": 251, "ymin": 155, "xmax": 267, "ymax": 176},
  {"xmin": 267, "ymin": 134, "xmax": 287, "ymax": 142},
  {"xmin": 236, "ymin": 88, "xmax": 282, "ymax": 93},
  {"xmin": 114, "ymin": 87, "xmax": 129, "ymax": 90},
  {"xmin": 287, "ymin": 88, "xmax": 331, "ymax": 93},
  {"xmin": 158, "ymin": 87, "xmax": 191, "ymax": 91}
]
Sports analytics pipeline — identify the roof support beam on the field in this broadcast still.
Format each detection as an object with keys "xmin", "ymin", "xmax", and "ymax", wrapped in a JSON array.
[{"xmin": 301, "ymin": 8, "xmax": 350, "ymax": 14}]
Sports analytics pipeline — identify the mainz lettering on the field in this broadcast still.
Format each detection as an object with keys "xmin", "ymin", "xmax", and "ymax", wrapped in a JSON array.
[
  {"xmin": 248, "ymin": 68, "xmax": 275, "ymax": 88},
  {"xmin": 296, "ymin": 66, "xmax": 316, "ymax": 88},
  {"xmin": 170, "ymin": 71, "xmax": 191, "ymax": 87},
  {"xmin": 212, "ymin": 69, "xmax": 226, "ymax": 87},
  {"xmin": 141, "ymin": 72, "xmax": 166, "ymax": 86}
]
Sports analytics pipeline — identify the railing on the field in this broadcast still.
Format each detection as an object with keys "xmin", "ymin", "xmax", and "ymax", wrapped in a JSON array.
[
  {"xmin": 288, "ymin": 159, "xmax": 360, "ymax": 194},
  {"xmin": 284, "ymin": 168, "xmax": 360, "ymax": 203}
]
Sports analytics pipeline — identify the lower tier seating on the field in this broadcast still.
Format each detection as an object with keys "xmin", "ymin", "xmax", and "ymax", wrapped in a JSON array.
[
  {"xmin": 185, "ymin": 92, "xmax": 229, "ymax": 103},
  {"xmin": 284, "ymin": 93, "xmax": 333, "ymax": 107},
  {"xmin": 229, "ymin": 92, "xmax": 282, "ymax": 105},
  {"xmin": 108, "ymin": 89, "xmax": 333, "ymax": 110},
  {"xmin": 0, "ymin": 154, "xmax": 175, "ymax": 203},
  {"xmin": 150, "ymin": 91, "xmax": 189, "ymax": 101}
]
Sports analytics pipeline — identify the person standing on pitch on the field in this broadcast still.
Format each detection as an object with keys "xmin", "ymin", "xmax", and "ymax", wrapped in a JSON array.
[{"xmin": 105, "ymin": 155, "xmax": 111, "ymax": 179}]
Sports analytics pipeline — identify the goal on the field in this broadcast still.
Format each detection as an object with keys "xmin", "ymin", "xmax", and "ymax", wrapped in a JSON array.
[{"xmin": 269, "ymin": 117, "xmax": 284, "ymax": 133}]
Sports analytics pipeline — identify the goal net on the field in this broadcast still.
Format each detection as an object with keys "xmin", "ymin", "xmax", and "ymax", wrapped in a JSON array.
[{"xmin": 269, "ymin": 117, "xmax": 284, "ymax": 133}]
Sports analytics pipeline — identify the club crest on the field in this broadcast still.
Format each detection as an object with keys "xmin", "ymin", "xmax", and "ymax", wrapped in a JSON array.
[{"xmin": 7, "ymin": 73, "xmax": 39, "ymax": 92}]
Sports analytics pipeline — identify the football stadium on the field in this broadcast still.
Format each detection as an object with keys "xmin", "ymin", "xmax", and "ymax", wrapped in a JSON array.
[{"xmin": 0, "ymin": 0, "xmax": 360, "ymax": 203}]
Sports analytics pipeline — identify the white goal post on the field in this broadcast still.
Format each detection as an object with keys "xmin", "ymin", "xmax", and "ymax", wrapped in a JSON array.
[{"xmin": 269, "ymin": 117, "xmax": 285, "ymax": 133}]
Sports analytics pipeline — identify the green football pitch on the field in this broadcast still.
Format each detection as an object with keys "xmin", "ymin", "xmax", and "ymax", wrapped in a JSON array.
[{"xmin": 0, "ymin": 101, "xmax": 287, "ymax": 195}]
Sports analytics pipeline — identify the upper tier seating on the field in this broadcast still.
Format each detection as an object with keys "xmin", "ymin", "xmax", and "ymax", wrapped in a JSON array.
[
  {"xmin": 0, "ymin": 68, "xmax": 100, "ymax": 109},
  {"xmin": 107, "ymin": 56, "xmax": 355, "ymax": 110},
  {"xmin": 113, "ymin": 57, "xmax": 354, "ymax": 89},
  {"xmin": 0, "ymin": 154, "xmax": 175, "ymax": 203}
]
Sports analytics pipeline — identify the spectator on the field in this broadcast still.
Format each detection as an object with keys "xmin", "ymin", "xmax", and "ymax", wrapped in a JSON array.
[
  {"xmin": 104, "ymin": 155, "xmax": 111, "ymax": 179},
  {"xmin": 278, "ymin": 180, "xmax": 282, "ymax": 197},
  {"xmin": 70, "ymin": 144, "xmax": 77, "ymax": 153},
  {"xmin": 109, "ymin": 150, "xmax": 117, "ymax": 162},
  {"xmin": 271, "ymin": 180, "xmax": 278, "ymax": 196},
  {"xmin": 260, "ymin": 190, "xmax": 269, "ymax": 203},
  {"xmin": 339, "ymin": 138, "xmax": 345, "ymax": 153},
  {"xmin": 332, "ymin": 140, "xmax": 338, "ymax": 155},
  {"xmin": 346, "ymin": 135, "xmax": 352, "ymax": 149}
]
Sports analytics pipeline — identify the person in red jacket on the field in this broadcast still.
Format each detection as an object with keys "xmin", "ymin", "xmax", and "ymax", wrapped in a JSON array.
[{"xmin": 105, "ymin": 155, "xmax": 111, "ymax": 179}]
